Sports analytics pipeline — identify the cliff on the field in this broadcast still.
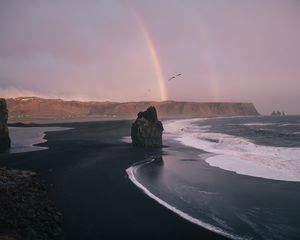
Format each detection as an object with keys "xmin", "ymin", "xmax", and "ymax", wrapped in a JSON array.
[
  {"xmin": 0, "ymin": 98, "xmax": 11, "ymax": 152},
  {"xmin": 6, "ymin": 97, "xmax": 259, "ymax": 121}
]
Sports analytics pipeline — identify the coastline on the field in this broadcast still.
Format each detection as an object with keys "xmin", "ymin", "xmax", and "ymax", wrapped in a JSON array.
[
  {"xmin": 0, "ymin": 120, "xmax": 228, "ymax": 240},
  {"xmin": 8, "ymin": 126, "xmax": 72, "ymax": 153},
  {"xmin": 124, "ymin": 116, "xmax": 300, "ymax": 240},
  {"xmin": 164, "ymin": 118, "xmax": 300, "ymax": 182},
  {"xmin": 126, "ymin": 161, "xmax": 240, "ymax": 240}
]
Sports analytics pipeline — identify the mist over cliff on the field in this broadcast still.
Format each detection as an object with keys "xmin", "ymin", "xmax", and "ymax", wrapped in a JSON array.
[{"xmin": 6, "ymin": 97, "xmax": 259, "ymax": 121}]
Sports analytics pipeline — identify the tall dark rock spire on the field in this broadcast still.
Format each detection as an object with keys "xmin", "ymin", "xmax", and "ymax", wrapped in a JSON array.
[
  {"xmin": 0, "ymin": 99, "xmax": 11, "ymax": 152},
  {"xmin": 131, "ymin": 106, "xmax": 163, "ymax": 148}
]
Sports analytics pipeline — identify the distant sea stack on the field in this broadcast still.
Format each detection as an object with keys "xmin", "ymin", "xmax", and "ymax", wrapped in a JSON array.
[
  {"xmin": 0, "ymin": 98, "xmax": 11, "ymax": 152},
  {"xmin": 131, "ymin": 106, "xmax": 163, "ymax": 148},
  {"xmin": 271, "ymin": 110, "xmax": 285, "ymax": 116},
  {"xmin": 6, "ymin": 97, "xmax": 259, "ymax": 121}
]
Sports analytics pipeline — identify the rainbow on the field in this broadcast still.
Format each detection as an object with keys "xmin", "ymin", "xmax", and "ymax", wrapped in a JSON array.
[
  {"xmin": 138, "ymin": 22, "xmax": 169, "ymax": 101},
  {"xmin": 128, "ymin": 2, "xmax": 222, "ymax": 102},
  {"xmin": 191, "ymin": 13, "xmax": 220, "ymax": 101},
  {"xmin": 128, "ymin": 3, "xmax": 168, "ymax": 101}
]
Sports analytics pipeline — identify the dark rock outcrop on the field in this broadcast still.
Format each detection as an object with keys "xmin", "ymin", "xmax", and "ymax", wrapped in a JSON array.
[
  {"xmin": 271, "ymin": 110, "xmax": 285, "ymax": 116},
  {"xmin": 0, "ymin": 168, "xmax": 63, "ymax": 239},
  {"xmin": 0, "ymin": 99, "xmax": 11, "ymax": 152},
  {"xmin": 131, "ymin": 106, "xmax": 163, "ymax": 148}
]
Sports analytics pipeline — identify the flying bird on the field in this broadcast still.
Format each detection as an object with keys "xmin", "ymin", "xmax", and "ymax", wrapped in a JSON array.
[{"xmin": 168, "ymin": 73, "xmax": 182, "ymax": 81}]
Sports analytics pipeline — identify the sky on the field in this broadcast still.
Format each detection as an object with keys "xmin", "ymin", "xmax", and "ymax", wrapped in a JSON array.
[{"xmin": 0, "ymin": 0, "xmax": 300, "ymax": 114}]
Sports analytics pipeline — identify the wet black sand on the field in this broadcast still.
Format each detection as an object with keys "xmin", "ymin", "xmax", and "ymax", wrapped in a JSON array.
[{"xmin": 0, "ymin": 120, "xmax": 228, "ymax": 240}]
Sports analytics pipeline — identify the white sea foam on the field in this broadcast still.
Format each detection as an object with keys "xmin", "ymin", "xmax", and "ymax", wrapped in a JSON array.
[
  {"xmin": 164, "ymin": 119, "xmax": 300, "ymax": 182},
  {"xmin": 120, "ymin": 136, "xmax": 131, "ymax": 143},
  {"xmin": 240, "ymin": 123, "xmax": 276, "ymax": 126},
  {"xmin": 9, "ymin": 127, "xmax": 72, "ymax": 153},
  {"xmin": 126, "ymin": 162, "xmax": 244, "ymax": 240},
  {"xmin": 279, "ymin": 123, "xmax": 300, "ymax": 127}
]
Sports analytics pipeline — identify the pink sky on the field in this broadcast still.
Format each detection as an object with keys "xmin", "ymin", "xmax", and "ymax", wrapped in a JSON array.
[{"xmin": 0, "ymin": 0, "xmax": 300, "ymax": 114}]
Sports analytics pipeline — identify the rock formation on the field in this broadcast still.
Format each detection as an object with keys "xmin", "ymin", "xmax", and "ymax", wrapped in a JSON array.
[
  {"xmin": 0, "ymin": 98, "xmax": 11, "ymax": 152},
  {"xmin": 271, "ymin": 110, "xmax": 285, "ymax": 116},
  {"xmin": 131, "ymin": 106, "xmax": 164, "ymax": 148},
  {"xmin": 0, "ymin": 168, "xmax": 63, "ymax": 239}
]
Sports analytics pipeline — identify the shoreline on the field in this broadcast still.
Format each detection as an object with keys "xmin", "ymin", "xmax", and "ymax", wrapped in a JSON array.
[
  {"xmin": 124, "ymin": 116, "xmax": 300, "ymax": 240},
  {"xmin": 126, "ymin": 160, "xmax": 239, "ymax": 240},
  {"xmin": 0, "ymin": 120, "xmax": 229, "ymax": 240},
  {"xmin": 165, "ymin": 117, "xmax": 300, "ymax": 182},
  {"xmin": 8, "ymin": 126, "xmax": 72, "ymax": 154},
  {"xmin": 7, "ymin": 114, "xmax": 262, "ymax": 125}
]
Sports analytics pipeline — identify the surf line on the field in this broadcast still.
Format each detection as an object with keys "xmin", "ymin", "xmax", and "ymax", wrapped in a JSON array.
[{"xmin": 126, "ymin": 162, "xmax": 242, "ymax": 240}]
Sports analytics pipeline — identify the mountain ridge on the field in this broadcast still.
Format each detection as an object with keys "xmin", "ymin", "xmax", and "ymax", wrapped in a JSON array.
[{"xmin": 6, "ymin": 97, "xmax": 259, "ymax": 121}]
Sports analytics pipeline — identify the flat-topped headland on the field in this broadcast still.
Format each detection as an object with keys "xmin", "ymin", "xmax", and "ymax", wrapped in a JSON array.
[{"xmin": 7, "ymin": 97, "xmax": 259, "ymax": 122}]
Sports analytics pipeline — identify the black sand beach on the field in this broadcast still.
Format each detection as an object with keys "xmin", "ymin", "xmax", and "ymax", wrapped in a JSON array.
[{"xmin": 0, "ymin": 121, "xmax": 228, "ymax": 240}]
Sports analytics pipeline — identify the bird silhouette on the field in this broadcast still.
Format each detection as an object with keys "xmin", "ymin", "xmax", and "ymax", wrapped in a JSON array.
[{"xmin": 168, "ymin": 73, "xmax": 182, "ymax": 81}]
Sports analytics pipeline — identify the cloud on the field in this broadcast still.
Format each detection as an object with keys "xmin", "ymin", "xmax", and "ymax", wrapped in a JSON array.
[
  {"xmin": 0, "ymin": 87, "xmax": 43, "ymax": 98},
  {"xmin": 0, "ymin": 87, "xmax": 109, "ymax": 102}
]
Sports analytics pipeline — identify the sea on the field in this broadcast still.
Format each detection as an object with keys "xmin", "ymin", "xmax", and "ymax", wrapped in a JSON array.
[
  {"xmin": 126, "ymin": 115, "xmax": 300, "ymax": 240},
  {"xmin": 8, "ymin": 126, "xmax": 72, "ymax": 153}
]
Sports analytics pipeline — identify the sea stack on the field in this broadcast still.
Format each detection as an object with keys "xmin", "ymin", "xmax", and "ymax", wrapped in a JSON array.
[
  {"xmin": 131, "ymin": 106, "xmax": 164, "ymax": 148},
  {"xmin": 0, "ymin": 98, "xmax": 11, "ymax": 152}
]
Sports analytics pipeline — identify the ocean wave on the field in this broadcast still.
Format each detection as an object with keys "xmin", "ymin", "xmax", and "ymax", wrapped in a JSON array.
[
  {"xmin": 126, "ymin": 160, "xmax": 245, "ymax": 240},
  {"xmin": 164, "ymin": 119, "xmax": 300, "ymax": 182},
  {"xmin": 254, "ymin": 128, "xmax": 297, "ymax": 138},
  {"xmin": 240, "ymin": 123, "xmax": 276, "ymax": 126},
  {"xmin": 279, "ymin": 123, "xmax": 300, "ymax": 127},
  {"xmin": 120, "ymin": 136, "xmax": 131, "ymax": 143}
]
